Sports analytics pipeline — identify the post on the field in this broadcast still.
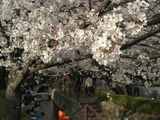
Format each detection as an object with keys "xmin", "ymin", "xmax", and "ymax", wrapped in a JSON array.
[
  {"xmin": 77, "ymin": 87, "xmax": 79, "ymax": 102},
  {"xmin": 69, "ymin": 82, "xmax": 71, "ymax": 98},
  {"xmin": 64, "ymin": 84, "xmax": 66, "ymax": 95},
  {"xmin": 153, "ymin": 90, "xmax": 157, "ymax": 100}
]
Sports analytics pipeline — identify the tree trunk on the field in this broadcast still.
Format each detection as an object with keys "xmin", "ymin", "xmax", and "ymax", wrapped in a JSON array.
[
  {"xmin": 4, "ymin": 84, "xmax": 22, "ymax": 120},
  {"xmin": 111, "ymin": 84, "xmax": 125, "ymax": 95},
  {"xmin": 0, "ymin": 67, "xmax": 7, "ymax": 90},
  {"xmin": 103, "ymin": 75, "xmax": 125, "ymax": 95}
]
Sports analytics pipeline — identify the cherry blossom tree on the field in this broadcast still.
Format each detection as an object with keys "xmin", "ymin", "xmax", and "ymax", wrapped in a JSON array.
[{"xmin": 0, "ymin": 0, "xmax": 160, "ymax": 119}]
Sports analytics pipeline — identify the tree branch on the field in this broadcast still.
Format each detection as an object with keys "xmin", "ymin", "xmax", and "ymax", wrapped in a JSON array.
[
  {"xmin": 12, "ymin": 59, "xmax": 35, "ymax": 89},
  {"xmin": 120, "ymin": 54, "xmax": 160, "ymax": 60},
  {"xmin": 147, "ymin": 14, "xmax": 160, "ymax": 26},
  {"xmin": 96, "ymin": 0, "xmax": 112, "ymax": 16},
  {"xmin": 150, "ymin": 55, "xmax": 160, "ymax": 59},
  {"xmin": 0, "ymin": 21, "xmax": 10, "ymax": 40},
  {"xmin": 120, "ymin": 55, "xmax": 137, "ymax": 59},
  {"xmin": 28, "ymin": 54, "xmax": 93, "ymax": 74},
  {"xmin": 139, "ymin": 43, "xmax": 160, "ymax": 51},
  {"xmin": 120, "ymin": 28, "xmax": 160, "ymax": 50}
]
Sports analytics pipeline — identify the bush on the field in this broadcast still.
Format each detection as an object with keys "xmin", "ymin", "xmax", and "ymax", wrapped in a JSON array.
[{"xmin": 98, "ymin": 91, "xmax": 160, "ymax": 115}]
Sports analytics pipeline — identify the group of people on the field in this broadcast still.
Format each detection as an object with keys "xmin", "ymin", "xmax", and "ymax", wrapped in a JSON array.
[
  {"xmin": 126, "ymin": 78, "xmax": 142, "ymax": 96},
  {"xmin": 60, "ymin": 73, "xmax": 97, "ymax": 97},
  {"xmin": 21, "ymin": 93, "xmax": 44, "ymax": 119},
  {"xmin": 23, "ymin": 91, "xmax": 34, "ymax": 106},
  {"xmin": 75, "ymin": 74, "xmax": 97, "ymax": 96},
  {"xmin": 21, "ymin": 80, "xmax": 45, "ymax": 119},
  {"xmin": 57, "ymin": 73, "xmax": 97, "ymax": 120}
]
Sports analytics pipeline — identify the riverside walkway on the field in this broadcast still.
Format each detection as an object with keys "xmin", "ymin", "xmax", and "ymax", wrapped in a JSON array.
[
  {"xmin": 28, "ymin": 79, "xmax": 158, "ymax": 120},
  {"xmin": 25, "ymin": 84, "xmax": 53, "ymax": 120}
]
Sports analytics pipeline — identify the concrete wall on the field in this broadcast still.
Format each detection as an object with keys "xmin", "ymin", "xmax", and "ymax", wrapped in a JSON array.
[{"xmin": 51, "ymin": 89, "xmax": 84, "ymax": 120}]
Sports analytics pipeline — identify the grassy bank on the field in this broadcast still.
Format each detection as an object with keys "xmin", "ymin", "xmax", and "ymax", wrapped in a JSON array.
[{"xmin": 98, "ymin": 91, "xmax": 160, "ymax": 116}]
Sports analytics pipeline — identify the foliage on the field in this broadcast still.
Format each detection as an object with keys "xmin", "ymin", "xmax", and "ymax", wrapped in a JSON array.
[
  {"xmin": 98, "ymin": 91, "xmax": 160, "ymax": 115},
  {"xmin": 0, "ymin": 90, "xmax": 29, "ymax": 120}
]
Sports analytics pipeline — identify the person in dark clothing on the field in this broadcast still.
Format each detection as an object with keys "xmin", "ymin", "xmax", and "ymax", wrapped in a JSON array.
[
  {"xmin": 30, "ymin": 101, "xmax": 44, "ymax": 117},
  {"xmin": 76, "ymin": 78, "xmax": 82, "ymax": 93},
  {"xmin": 134, "ymin": 79, "xmax": 142, "ymax": 96},
  {"xmin": 126, "ymin": 84, "xmax": 134, "ymax": 96},
  {"xmin": 62, "ymin": 75, "xmax": 67, "ymax": 84},
  {"xmin": 92, "ymin": 75, "xmax": 97, "ymax": 90},
  {"xmin": 28, "ymin": 92, "xmax": 34, "ymax": 104}
]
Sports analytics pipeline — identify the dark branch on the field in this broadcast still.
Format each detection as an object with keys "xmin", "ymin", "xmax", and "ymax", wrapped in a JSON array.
[
  {"xmin": 0, "ymin": 21, "xmax": 10, "ymax": 40},
  {"xmin": 28, "ymin": 54, "xmax": 93, "ymax": 74},
  {"xmin": 120, "ymin": 55, "xmax": 137, "ymax": 59},
  {"xmin": 147, "ymin": 14, "xmax": 160, "ymax": 26},
  {"xmin": 13, "ymin": 59, "xmax": 35, "ymax": 89},
  {"xmin": 138, "ymin": 43, "xmax": 160, "ymax": 51},
  {"xmin": 120, "ymin": 28, "xmax": 160, "ymax": 50},
  {"xmin": 153, "ymin": 34, "xmax": 160, "ymax": 39},
  {"xmin": 96, "ymin": 0, "xmax": 112, "ymax": 16},
  {"xmin": 120, "ymin": 54, "xmax": 160, "ymax": 60},
  {"xmin": 150, "ymin": 55, "xmax": 160, "ymax": 59}
]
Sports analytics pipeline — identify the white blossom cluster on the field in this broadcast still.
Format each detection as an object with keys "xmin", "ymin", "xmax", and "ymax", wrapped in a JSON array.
[
  {"xmin": 0, "ymin": 0, "xmax": 159, "ymax": 85},
  {"xmin": 91, "ymin": 0, "xmax": 149, "ymax": 65},
  {"xmin": 0, "ymin": 0, "xmax": 150, "ymax": 65}
]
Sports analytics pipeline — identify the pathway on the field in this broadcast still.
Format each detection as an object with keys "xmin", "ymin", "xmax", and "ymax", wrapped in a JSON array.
[
  {"xmin": 28, "ymin": 79, "xmax": 158, "ymax": 120},
  {"xmin": 26, "ymin": 84, "xmax": 53, "ymax": 120}
]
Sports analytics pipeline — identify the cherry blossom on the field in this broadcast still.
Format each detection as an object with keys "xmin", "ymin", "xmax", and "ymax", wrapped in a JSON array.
[{"xmin": 0, "ymin": 0, "xmax": 159, "ymax": 90}]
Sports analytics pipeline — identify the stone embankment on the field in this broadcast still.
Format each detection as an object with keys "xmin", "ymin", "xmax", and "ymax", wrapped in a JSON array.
[{"xmin": 100, "ymin": 101, "xmax": 160, "ymax": 120}]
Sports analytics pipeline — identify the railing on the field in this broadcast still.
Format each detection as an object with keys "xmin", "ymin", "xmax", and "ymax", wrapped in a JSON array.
[
  {"xmin": 70, "ymin": 106, "xmax": 84, "ymax": 120},
  {"xmin": 53, "ymin": 79, "xmax": 91, "ymax": 103},
  {"xmin": 71, "ymin": 104, "xmax": 103, "ymax": 120},
  {"xmin": 53, "ymin": 79, "xmax": 103, "ymax": 120},
  {"xmin": 76, "ymin": 85, "xmax": 91, "ymax": 104}
]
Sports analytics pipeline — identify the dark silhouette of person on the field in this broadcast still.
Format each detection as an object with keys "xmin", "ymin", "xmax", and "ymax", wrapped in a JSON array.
[
  {"xmin": 134, "ymin": 78, "xmax": 142, "ymax": 96},
  {"xmin": 76, "ymin": 78, "xmax": 82, "ymax": 93}
]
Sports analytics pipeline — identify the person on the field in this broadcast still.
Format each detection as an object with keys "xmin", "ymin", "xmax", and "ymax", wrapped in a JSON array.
[
  {"xmin": 81, "ymin": 85, "xmax": 85, "ymax": 97},
  {"xmin": 62, "ymin": 75, "xmax": 67, "ymax": 84},
  {"xmin": 27, "ymin": 91, "xmax": 34, "ymax": 104},
  {"xmin": 85, "ymin": 75, "xmax": 93, "ymax": 96},
  {"xmin": 23, "ymin": 92, "xmax": 29, "ymax": 105},
  {"xmin": 92, "ymin": 74, "xmax": 97, "ymax": 91},
  {"xmin": 126, "ymin": 83, "xmax": 134, "ymax": 96},
  {"xmin": 58, "ymin": 105, "xmax": 69, "ymax": 120},
  {"xmin": 76, "ymin": 78, "xmax": 82, "ymax": 93},
  {"xmin": 21, "ymin": 100, "xmax": 33, "ymax": 117},
  {"xmin": 134, "ymin": 79, "xmax": 142, "ymax": 96},
  {"xmin": 21, "ymin": 99, "xmax": 30, "ymax": 114},
  {"xmin": 30, "ymin": 101, "xmax": 44, "ymax": 117},
  {"xmin": 23, "ymin": 82, "xmax": 29, "ymax": 94},
  {"xmin": 30, "ymin": 82, "xmax": 34, "ymax": 91}
]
